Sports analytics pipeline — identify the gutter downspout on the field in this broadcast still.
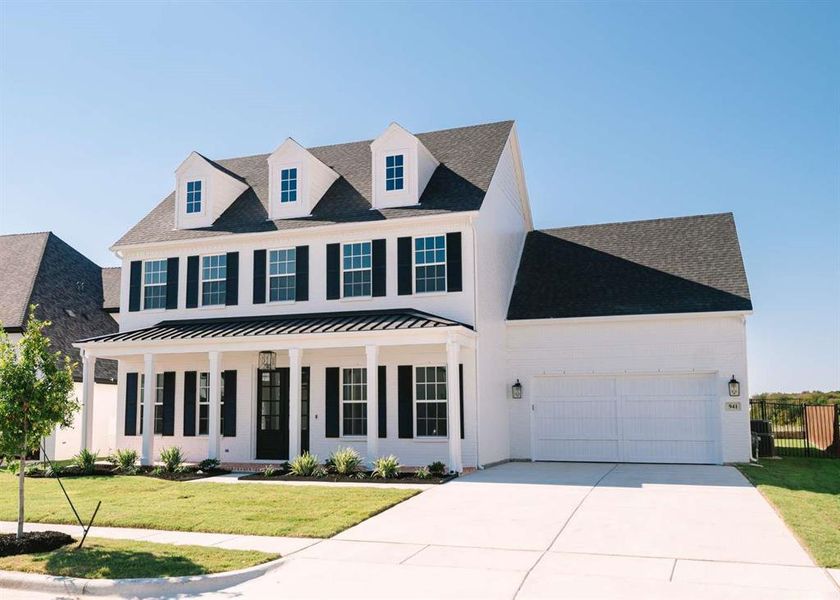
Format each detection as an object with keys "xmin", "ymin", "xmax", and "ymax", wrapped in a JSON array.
[{"xmin": 469, "ymin": 215, "xmax": 482, "ymax": 468}]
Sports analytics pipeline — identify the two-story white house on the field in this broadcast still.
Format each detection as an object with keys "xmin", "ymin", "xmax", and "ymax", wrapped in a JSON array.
[{"xmin": 75, "ymin": 120, "xmax": 753, "ymax": 471}]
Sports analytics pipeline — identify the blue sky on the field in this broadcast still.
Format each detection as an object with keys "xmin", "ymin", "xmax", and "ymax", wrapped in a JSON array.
[{"xmin": 1, "ymin": 2, "xmax": 837, "ymax": 393}]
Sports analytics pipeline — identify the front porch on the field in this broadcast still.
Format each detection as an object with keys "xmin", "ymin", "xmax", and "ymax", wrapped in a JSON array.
[{"xmin": 75, "ymin": 310, "xmax": 476, "ymax": 472}]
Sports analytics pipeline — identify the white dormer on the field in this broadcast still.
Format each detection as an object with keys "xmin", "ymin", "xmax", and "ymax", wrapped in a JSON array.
[
  {"xmin": 370, "ymin": 123, "xmax": 439, "ymax": 210},
  {"xmin": 174, "ymin": 152, "xmax": 249, "ymax": 230},
  {"xmin": 267, "ymin": 138, "xmax": 339, "ymax": 220}
]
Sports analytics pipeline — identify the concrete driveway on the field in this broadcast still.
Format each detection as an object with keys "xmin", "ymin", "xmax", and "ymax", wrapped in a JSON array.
[{"xmin": 209, "ymin": 463, "xmax": 839, "ymax": 599}]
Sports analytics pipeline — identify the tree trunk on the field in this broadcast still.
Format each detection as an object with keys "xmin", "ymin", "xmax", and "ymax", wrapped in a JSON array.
[{"xmin": 17, "ymin": 412, "xmax": 26, "ymax": 539}]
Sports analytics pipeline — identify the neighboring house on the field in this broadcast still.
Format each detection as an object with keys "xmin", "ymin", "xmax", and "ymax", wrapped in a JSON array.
[
  {"xmin": 0, "ymin": 232, "xmax": 120, "ymax": 459},
  {"xmin": 74, "ymin": 120, "xmax": 752, "ymax": 470}
]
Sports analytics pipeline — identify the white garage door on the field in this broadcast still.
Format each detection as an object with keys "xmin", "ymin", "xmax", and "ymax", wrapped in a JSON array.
[{"xmin": 532, "ymin": 374, "xmax": 720, "ymax": 464}]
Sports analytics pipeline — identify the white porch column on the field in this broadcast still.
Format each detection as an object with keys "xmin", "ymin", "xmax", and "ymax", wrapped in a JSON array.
[
  {"xmin": 141, "ymin": 353, "xmax": 155, "ymax": 466},
  {"xmin": 446, "ymin": 339, "xmax": 463, "ymax": 473},
  {"xmin": 365, "ymin": 345, "xmax": 379, "ymax": 461},
  {"xmin": 208, "ymin": 351, "xmax": 222, "ymax": 460},
  {"xmin": 288, "ymin": 348, "xmax": 302, "ymax": 459},
  {"xmin": 80, "ymin": 351, "xmax": 96, "ymax": 451}
]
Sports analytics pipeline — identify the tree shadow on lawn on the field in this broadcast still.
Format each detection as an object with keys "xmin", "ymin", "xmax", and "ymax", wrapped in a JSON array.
[{"xmin": 42, "ymin": 546, "xmax": 206, "ymax": 579}]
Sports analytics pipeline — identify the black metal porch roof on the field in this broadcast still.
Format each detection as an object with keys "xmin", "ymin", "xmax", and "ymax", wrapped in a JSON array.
[{"xmin": 78, "ymin": 309, "xmax": 471, "ymax": 344}]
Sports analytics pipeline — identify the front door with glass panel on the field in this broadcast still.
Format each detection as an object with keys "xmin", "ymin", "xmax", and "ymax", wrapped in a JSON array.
[{"xmin": 257, "ymin": 368, "xmax": 289, "ymax": 460}]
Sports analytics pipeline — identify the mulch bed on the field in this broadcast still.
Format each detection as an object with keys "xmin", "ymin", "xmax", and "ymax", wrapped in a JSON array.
[
  {"xmin": 26, "ymin": 466, "xmax": 116, "ymax": 478},
  {"xmin": 0, "ymin": 531, "xmax": 75, "ymax": 557},
  {"xmin": 139, "ymin": 467, "xmax": 231, "ymax": 481},
  {"xmin": 239, "ymin": 471, "xmax": 455, "ymax": 484}
]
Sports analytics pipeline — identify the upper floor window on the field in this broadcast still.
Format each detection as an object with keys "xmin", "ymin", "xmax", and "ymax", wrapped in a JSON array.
[
  {"xmin": 342, "ymin": 242, "xmax": 371, "ymax": 298},
  {"xmin": 269, "ymin": 248, "xmax": 296, "ymax": 302},
  {"xmin": 385, "ymin": 154, "xmax": 404, "ymax": 191},
  {"xmin": 415, "ymin": 235, "xmax": 446, "ymax": 293},
  {"xmin": 143, "ymin": 259, "xmax": 167, "ymax": 310},
  {"xmin": 186, "ymin": 180, "xmax": 202, "ymax": 213},
  {"xmin": 342, "ymin": 367, "xmax": 367, "ymax": 436},
  {"xmin": 201, "ymin": 254, "xmax": 227, "ymax": 306},
  {"xmin": 280, "ymin": 168, "xmax": 298, "ymax": 203},
  {"xmin": 416, "ymin": 366, "xmax": 447, "ymax": 437}
]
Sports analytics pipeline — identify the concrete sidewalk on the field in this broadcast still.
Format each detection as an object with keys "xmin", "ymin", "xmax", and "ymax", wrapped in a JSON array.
[{"xmin": 0, "ymin": 521, "xmax": 318, "ymax": 555}]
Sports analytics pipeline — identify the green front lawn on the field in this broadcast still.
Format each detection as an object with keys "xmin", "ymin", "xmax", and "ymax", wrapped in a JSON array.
[
  {"xmin": 737, "ymin": 458, "xmax": 840, "ymax": 568},
  {"xmin": 0, "ymin": 473, "xmax": 417, "ymax": 538},
  {"xmin": 0, "ymin": 537, "xmax": 276, "ymax": 578}
]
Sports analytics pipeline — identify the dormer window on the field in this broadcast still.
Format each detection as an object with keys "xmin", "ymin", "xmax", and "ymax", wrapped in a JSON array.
[
  {"xmin": 385, "ymin": 155, "xmax": 404, "ymax": 191},
  {"xmin": 280, "ymin": 168, "xmax": 298, "ymax": 203},
  {"xmin": 186, "ymin": 180, "xmax": 202, "ymax": 213}
]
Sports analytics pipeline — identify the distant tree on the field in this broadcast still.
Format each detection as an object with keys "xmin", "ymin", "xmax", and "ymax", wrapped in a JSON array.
[
  {"xmin": 751, "ymin": 391, "xmax": 840, "ymax": 406},
  {"xmin": 0, "ymin": 306, "xmax": 77, "ymax": 538}
]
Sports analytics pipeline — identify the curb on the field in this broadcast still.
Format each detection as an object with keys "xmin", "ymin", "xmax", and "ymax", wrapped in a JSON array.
[{"xmin": 0, "ymin": 554, "xmax": 286, "ymax": 597}]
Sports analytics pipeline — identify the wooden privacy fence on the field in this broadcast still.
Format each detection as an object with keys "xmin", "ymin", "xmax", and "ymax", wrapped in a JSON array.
[{"xmin": 750, "ymin": 400, "xmax": 840, "ymax": 458}]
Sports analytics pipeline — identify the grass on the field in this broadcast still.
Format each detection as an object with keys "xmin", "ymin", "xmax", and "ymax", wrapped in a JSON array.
[
  {"xmin": 0, "ymin": 472, "xmax": 417, "ymax": 538},
  {"xmin": 736, "ymin": 458, "xmax": 840, "ymax": 568},
  {"xmin": 0, "ymin": 537, "xmax": 276, "ymax": 578}
]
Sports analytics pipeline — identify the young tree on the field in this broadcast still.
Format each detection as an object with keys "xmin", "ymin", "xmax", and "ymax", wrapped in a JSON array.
[{"xmin": 0, "ymin": 305, "xmax": 77, "ymax": 538}]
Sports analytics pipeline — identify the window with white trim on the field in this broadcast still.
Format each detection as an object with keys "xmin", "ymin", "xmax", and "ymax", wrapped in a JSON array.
[
  {"xmin": 342, "ymin": 242, "xmax": 371, "ymax": 298},
  {"xmin": 385, "ymin": 154, "xmax": 404, "ymax": 191},
  {"xmin": 186, "ymin": 180, "xmax": 202, "ymax": 213},
  {"xmin": 138, "ymin": 373, "xmax": 164, "ymax": 435},
  {"xmin": 414, "ymin": 235, "xmax": 446, "ymax": 293},
  {"xmin": 201, "ymin": 254, "xmax": 227, "ymax": 306},
  {"xmin": 143, "ymin": 259, "xmax": 167, "ymax": 310},
  {"xmin": 280, "ymin": 168, "xmax": 297, "ymax": 203},
  {"xmin": 342, "ymin": 368, "xmax": 367, "ymax": 436},
  {"xmin": 269, "ymin": 248, "xmax": 296, "ymax": 302},
  {"xmin": 416, "ymin": 366, "xmax": 447, "ymax": 437}
]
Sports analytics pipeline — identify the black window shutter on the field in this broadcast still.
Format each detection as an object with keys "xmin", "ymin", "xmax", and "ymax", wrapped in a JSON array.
[
  {"xmin": 165, "ymin": 257, "xmax": 179, "ymax": 310},
  {"xmin": 446, "ymin": 232, "xmax": 463, "ymax": 292},
  {"xmin": 124, "ymin": 372, "xmax": 138, "ymax": 436},
  {"xmin": 325, "ymin": 367, "xmax": 339, "ymax": 437},
  {"xmin": 225, "ymin": 252, "xmax": 239, "ymax": 306},
  {"xmin": 162, "ymin": 371, "xmax": 175, "ymax": 436},
  {"xmin": 459, "ymin": 364, "xmax": 465, "ymax": 440},
  {"xmin": 326, "ymin": 243, "xmax": 340, "ymax": 300},
  {"xmin": 183, "ymin": 371, "xmax": 196, "ymax": 437},
  {"xmin": 378, "ymin": 365, "xmax": 387, "ymax": 438},
  {"xmin": 253, "ymin": 250, "xmax": 266, "ymax": 305},
  {"xmin": 222, "ymin": 370, "xmax": 237, "ymax": 437},
  {"xmin": 295, "ymin": 245, "xmax": 309, "ymax": 301},
  {"xmin": 397, "ymin": 237, "xmax": 412, "ymax": 296},
  {"xmin": 372, "ymin": 239, "xmax": 386, "ymax": 297},
  {"xmin": 129, "ymin": 261, "xmax": 142, "ymax": 312},
  {"xmin": 398, "ymin": 365, "xmax": 413, "ymax": 438},
  {"xmin": 186, "ymin": 256, "xmax": 199, "ymax": 308}
]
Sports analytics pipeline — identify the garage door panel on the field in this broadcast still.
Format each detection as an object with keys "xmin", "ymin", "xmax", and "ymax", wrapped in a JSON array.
[
  {"xmin": 622, "ymin": 441, "xmax": 715, "ymax": 464},
  {"xmin": 535, "ymin": 439, "xmax": 619, "ymax": 463},
  {"xmin": 535, "ymin": 402, "xmax": 617, "ymax": 439},
  {"xmin": 622, "ymin": 396, "xmax": 713, "ymax": 419},
  {"xmin": 621, "ymin": 418, "xmax": 714, "ymax": 441},
  {"xmin": 617, "ymin": 375, "xmax": 716, "ymax": 396},
  {"xmin": 536, "ymin": 377, "xmax": 616, "ymax": 398}
]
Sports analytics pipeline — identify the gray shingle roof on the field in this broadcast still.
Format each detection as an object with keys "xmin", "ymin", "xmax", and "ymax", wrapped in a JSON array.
[
  {"xmin": 101, "ymin": 267, "xmax": 121, "ymax": 311},
  {"xmin": 114, "ymin": 120, "xmax": 514, "ymax": 247},
  {"xmin": 0, "ymin": 232, "xmax": 118, "ymax": 382},
  {"xmin": 507, "ymin": 213, "xmax": 752, "ymax": 320}
]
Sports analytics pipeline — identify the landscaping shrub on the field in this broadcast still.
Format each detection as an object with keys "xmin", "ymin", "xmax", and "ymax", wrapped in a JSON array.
[
  {"xmin": 72, "ymin": 449, "xmax": 98, "ymax": 475},
  {"xmin": 5, "ymin": 460, "xmax": 20, "ymax": 475},
  {"xmin": 428, "ymin": 461, "xmax": 446, "ymax": 477},
  {"xmin": 262, "ymin": 465, "xmax": 279, "ymax": 477},
  {"xmin": 24, "ymin": 463, "xmax": 44, "ymax": 477},
  {"xmin": 414, "ymin": 466, "xmax": 432, "ymax": 479},
  {"xmin": 198, "ymin": 458, "xmax": 221, "ymax": 471},
  {"xmin": 372, "ymin": 455, "xmax": 400, "ymax": 479},
  {"xmin": 111, "ymin": 449, "xmax": 138, "ymax": 474},
  {"xmin": 44, "ymin": 464, "xmax": 63, "ymax": 478},
  {"xmin": 330, "ymin": 447, "xmax": 363, "ymax": 476},
  {"xmin": 289, "ymin": 452, "xmax": 320, "ymax": 476},
  {"xmin": 0, "ymin": 531, "xmax": 74, "ymax": 557},
  {"xmin": 159, "ymin": 447, "xmax": 184, "ymax": 473}
]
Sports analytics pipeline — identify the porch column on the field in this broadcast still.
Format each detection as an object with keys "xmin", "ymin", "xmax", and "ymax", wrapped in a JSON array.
[
  {"xmin": 365, "ymin": 345, "xmax": 379, "ymax": 461},
  {"xmin": 141, "ymin": 353, "xmax": 155, "ymax": 466},
  {"xmin": 80, "ymin": 351, "xmax": 96, "ymax": 451},
  {"xmin": 288, "ymin": 348, "xmax": 302, "ymax": 459},
  {"xmin": 208, "ymin": 351, "xmax": 222, "ymax": 460},
  {"xmin": 446, "ymin": 339, "xmax": 463, "ymax": 473}
]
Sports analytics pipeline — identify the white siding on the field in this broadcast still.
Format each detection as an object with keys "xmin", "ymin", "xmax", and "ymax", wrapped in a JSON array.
[{"xmin": 43, "ymin": 381, "xmax": 117, "ymax": 460}]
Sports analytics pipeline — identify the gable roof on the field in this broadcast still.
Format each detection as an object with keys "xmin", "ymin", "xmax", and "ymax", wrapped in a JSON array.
[
  {"xmin": 114, "ymin": 120, "xmax": 514, "ymax": 247},
  {"xmin": 507, "ymin": 213, "xmax": 752, "ymax": 320},
  {"xmin": 0, "ymin": 232, "xmax": 50, "ymax": 329}
]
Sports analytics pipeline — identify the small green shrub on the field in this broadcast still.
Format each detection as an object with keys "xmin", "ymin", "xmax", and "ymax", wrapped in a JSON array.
[
  {"xmin": 414, "ymin": 466, "xmax": 432, "ymax": 479},
  {"xmin": 198, "ymin": 458, "xmax": 221, "ymax": 472},
  {"xmin": 372, "ymin": 455, "xmax": 401, "ymax": 479},
  {"xmin": 44, "ymin": 464, "xmax": 63, "ymax": 478},
  {"xmin": 159, "ymin": 447, "xmax": 184, "ymax": 473},
  {"xmin": 330, "ymin": 447, "xmax": 363, "ymax": 476},
  {"xmin": 262, "ymin": 465, "xmax": 279, "ymax": 477},
  {"xmin": 112, "ymin": 449, "xmax": 138, "ymax": 474},
  {"xmin": 72, "ymin": 449, "xmax": 98, "ymax": 475},
  {"xmin": 24, "ymin": 463, "xmax": 44, "ymax": 476},
  {"xmin": 289, "ymin": 452, "xmax": 320, "ymax": 476},
  {"xmin": 428, "ymin": 461, "xmax": 446, "ymax": 476},
  {"xmin": 5, "ymin": 460, "xmax": 20, "ymax": 475},
  {"xmin": 150, "ymin": 466, "xmax": 165, "ymax": 476}
]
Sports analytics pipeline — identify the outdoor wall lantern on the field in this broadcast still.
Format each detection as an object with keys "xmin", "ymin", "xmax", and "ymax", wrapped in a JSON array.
[
  {"xmin": 512, "ymin": 379, "xmax": 523, "ymax": 399},
  {"xmin": 259, "ymin": 351, "xmax": 276, "ymax": 371},
  {"xmin": 728, "ymin": 375, "xmax": 740, "ymax": 397}
]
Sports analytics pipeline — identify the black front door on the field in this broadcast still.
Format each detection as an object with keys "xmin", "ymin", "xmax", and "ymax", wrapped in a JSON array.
[{"xmin": 257, "ymin": 368, "xmax": 289, "ymax": 460}]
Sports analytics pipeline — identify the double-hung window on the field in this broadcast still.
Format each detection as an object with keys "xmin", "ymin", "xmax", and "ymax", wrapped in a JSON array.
[
  {"xmin": 385, "ymin": 154, "xmax": 404, "ymax": 191},
  {"xmin": 143, "ymin": 259, "xmax": 168, "ymax": 309},
  {"xmin": 201, "ymin": 254, "xmax": 227, "ymax": 306},
  {"xmin": 416, "ymin": 366, "xmax": 447, "ymax": 437},
  {"xmin": 196, "ymin": 372, "xmax": 225, "ymax": 435},
  {"xmin": 269, "ymin": 248, "xmax": 296, "ymax": 302},
  {"xmin": 415, "ymin": 235, "xmax": 446, "ymax": 293},
  {"xmin": 342, "ymin": 368, "xmax": 367, "ymax": 436},
  {"xmin": 280, "ymin": 168, "xmax": 297, "ymax": 203},
  {"xmin": 186, "ymin": 180, "xmax": 202, "ymax": 213},
  {"xmin": 139, "ymin": 373, "xmax": 165, "ymax": 435},
  {"xmin": 342, "ymin": 242, "xmax": 371, "ymax": 298}
]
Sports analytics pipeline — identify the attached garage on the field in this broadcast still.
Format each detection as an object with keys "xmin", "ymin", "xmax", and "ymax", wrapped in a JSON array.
[{"xmin": 532, "ymin": 373, "xmax": 720, "ymax": 464}]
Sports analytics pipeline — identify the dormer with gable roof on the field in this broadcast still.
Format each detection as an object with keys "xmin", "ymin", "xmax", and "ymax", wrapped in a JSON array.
[
  {"xmin": 370, "ymin": 122, "xmax": 439, "ymax": 210},
  {"xmin": 267, "ymin": 138, "xmax": 340, "ymax": 220},
  {"xmin": 174, "ymin": 151, "xmax": 250, "ymax": 230}
]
